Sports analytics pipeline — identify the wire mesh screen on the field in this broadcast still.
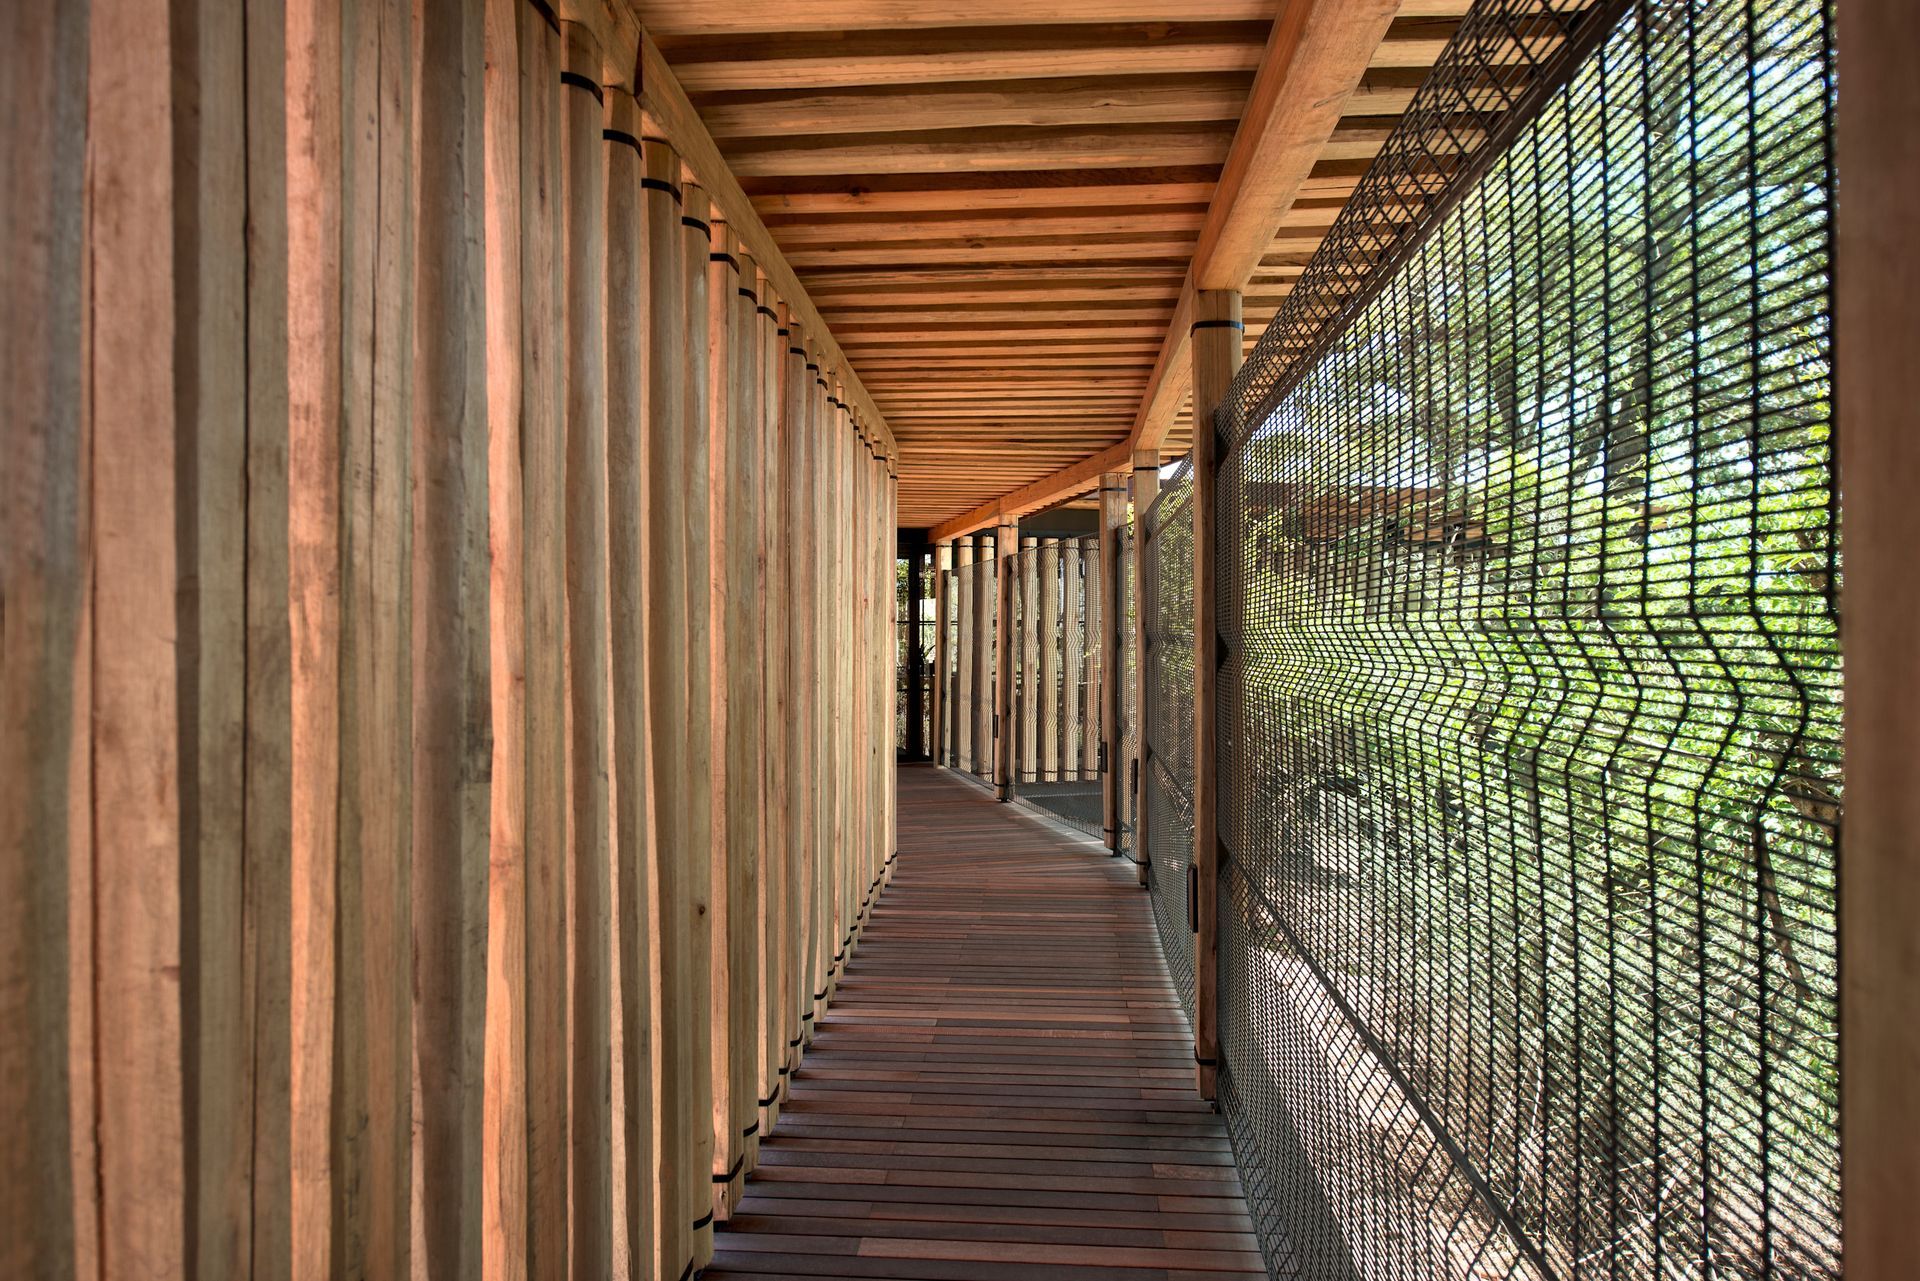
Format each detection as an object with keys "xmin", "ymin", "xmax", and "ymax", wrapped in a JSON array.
[
  {"xmin": 1119, "ymin": 525, "xmax": 1140, "ymax": 862},
  {"xmin": 1015, "ymin": 536, "xmax": 1107, "ymax": 839},
  {"xmin": 1208, "ymin": 0, "xmax": 1840, "ymax": 1277},
  {"xmin": 1144, "ymin": 469, "xmax": 1197, "ymax": 1024}
]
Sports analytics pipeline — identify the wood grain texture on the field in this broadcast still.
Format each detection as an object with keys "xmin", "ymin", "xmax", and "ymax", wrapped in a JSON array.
[
  {"xmin": 516, "ymin": 13, "xmax": 572, "ymax": 1278},
  {"xmin": 481, "ymin": 4, "xmax": 530, "ymax": 1275},
  {"xmin": 994, "ymin": 524, "xmax": 1018, "ymax": 799},
  {"xmin": 1187, "ymin": 290, "xmax": 1242, "ymax": 1102},
  {"xmin": 560, "ymin": 25, "xmax": 613, "ymax": 1277},
  {"xmin": 644, "ymin": 138, "xmax": 695, "ymax": 1281},
  {"xmin": 683, "ymin": 179, "xmax": 720, "ymax": 1272},
  {"xmin": 605, "ymin": 83, "xmax": 657, "ymax": 1281},
  {"xmin": 0, "ymin": 4, "xmax": 89, "ymax": 1273},
  {"xmin": 414, "ymin": 3, "xmax": 491, "ymax": 1275},
  {"xmin": 705, "ymin": 766, "xmax": 1263, "ymax": 1281},
  {"xmin": 91, "ymin": 0, "xmax": 194, "ymax": 1271}
]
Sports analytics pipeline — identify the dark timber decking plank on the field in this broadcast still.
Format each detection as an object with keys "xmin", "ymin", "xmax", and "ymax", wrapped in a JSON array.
[{"xmin": 707, "ymin": 766, "xmax": 1264, "ymax": 1280}]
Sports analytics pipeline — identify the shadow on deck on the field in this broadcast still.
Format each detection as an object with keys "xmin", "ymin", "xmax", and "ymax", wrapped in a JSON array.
[{"xmin": 707, "ymin": 765, "xmax": 1264, "ymax": 1280}]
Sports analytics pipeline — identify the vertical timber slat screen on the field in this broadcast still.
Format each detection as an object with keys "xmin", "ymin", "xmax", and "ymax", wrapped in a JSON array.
[
  {"xmin": 1119, "ymin": 526, "xmax": 1141, "ymax": 864},
  {"xmin": 1192, "ymin": 0, "xmax": 1843, "ymax": 1276},
  {"xmin": 1010, "ymin": 535, "xmax": 1110, "ymax": 840},
  {"xmin": 0, "ymin": 4, "xmax": 901, "ymax": 1276}
]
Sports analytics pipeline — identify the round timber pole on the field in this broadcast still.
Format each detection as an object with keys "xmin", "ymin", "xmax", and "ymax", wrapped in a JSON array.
[{"xmin": 1190, "ymin": 287, "xmax": 1242, "ymax": 1101}]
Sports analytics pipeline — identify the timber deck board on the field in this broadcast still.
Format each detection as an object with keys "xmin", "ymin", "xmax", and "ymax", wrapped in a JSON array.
[{"xmin": 707, "ymin": 765, "xmax": 1264, "ymax": 1280}]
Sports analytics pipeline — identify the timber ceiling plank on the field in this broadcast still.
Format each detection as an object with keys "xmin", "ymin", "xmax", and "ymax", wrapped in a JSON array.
[{"xmin": 644, "ymin": 0, "xmax": 1452, "ymax": 528}]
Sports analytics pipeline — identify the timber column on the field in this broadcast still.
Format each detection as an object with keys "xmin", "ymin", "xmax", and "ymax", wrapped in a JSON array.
[
  {"xmin": 970, "ymin": 533, "xmax": 992, "ymax": 776},
  {"xmin": 1131, "ymin": 451, "xmax": 1159, "ymax": 888},
  {"xmin": 1099, "ymin": 472, "xmax": 1128, "ymax": 852},
  {"xmin": 995, "ymin": 519, "xmax": 1018, "ymax": 800},
  {"xmin": 932, "ymin": 539, "xmax": 953, "ymax": 766},
  {"xmin": 1019, "ymin": 536, "xmax": 1040, "ymax": 786},
  {"xmin": 955, "ymin": 537, "xmax": 975, "ymax": 770},
  {"xmin": 1190, "ymin": 288, "xmax": 1242, "ymax": 1100}
]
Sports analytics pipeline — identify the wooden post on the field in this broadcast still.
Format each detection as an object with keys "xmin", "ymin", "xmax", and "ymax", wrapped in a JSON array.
[
  {"xmin": 602, "ymin": 83, "xmax": 654, "ymax": 1279},
  {"xmin": 2, "ymin": 14, "xmax": 88, "ymax": 1275},
  {"xmin": 679, "ymin": 177, "xmax": 718, "ymax": 1273},
  {"xmin": 416, "ymin": 1, "xmax": 491, "ymax": 1273},
  {"xmin": 1082, "ymin": 537, "xmax": 1102, "ymax": 783},
  {"xmin": 1190, "ymin": 288, "xmax": 1242, "ymax": 1101},
  {"xmin": 641, "ymin": 136, "xmax": 693, "ymax": 1281},
  {"xmin": 970, "ymin": 534, "xmax": 993, "ymax": 776},
  {"xmin": 1038, "ymin": 539, "xmax": 1061, "ymax": 783},
  {"xmin": 560, "ymin": 26, "xmax": 612, "ymax": 1276},
  {"xmin": 1063, "ymin": 539, "xmax": 1084, "ymax": 782},
  {"xmin": 1130, "ymin": 450, "xmax": 1158, "ymax": 887},
  {"xmin": 931, "ymin": 540, "xmax": 953, "ymax": 767},
  {"xmin": 759, "ymin": 294, "xmax": 791, "ymax": 1143},
  {"xmin": 1099, "ymin": 474, "xmax": 1128, "ymax": 852},
  {"xmin": 1838, "ymin": 5, "xmax": 1920, "ymax": 1273},
  {"xmin": 955, "ymin": 537, "xmax": 976, "ymax": 771},
  {"xmin": 786, "ymin": 330, "xmax": 819, "ymax": 1079},
  {"xmin": 995, "ymin": 519, "xmax": 1019, "ymax": 801},
  {"xmin": 332, "ymin": 0, "xmax": 416, "ymax": 1268},
  {"xmin": 710, "ymin": 222, "xmax": 763, "ymax": 1221},
  {"xmin": 807, "ymin": 344, "xmax": 833, "ymax": 1043},
  {"xmin": 1019, "ymin": 537, "xmax": 1040, "ymax": 785}
]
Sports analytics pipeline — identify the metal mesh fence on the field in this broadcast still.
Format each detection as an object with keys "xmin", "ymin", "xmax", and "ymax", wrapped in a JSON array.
[
  {"xmin": 1199, "ymin": 0, "xmax": 1842, "ymax": 1277},
  {"xmin": 1143, "ymin": 467, "xmax": 1196, "ymax": 1024}
]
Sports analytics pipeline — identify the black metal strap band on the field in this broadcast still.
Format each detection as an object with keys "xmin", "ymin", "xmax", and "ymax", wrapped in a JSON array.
[
  {"xmin": 758, "ymin": 305, "xmax": 778, "ymax": 319},
  {"xmin": 711, "ymin": 1155, "xmax": 744, "ymax": 1185},
  {"xmin": 602, "ymin": 128, "xmax": 641, "ymax": 155},
  {"xmin": 682, "ymin": 216, "xmax": 710, "ymax": 234},
  {"xmin": 640, "ymin": 176, "xmax": 681, "ymax": 203},
  {"xmin": 710, "ymin": 251, "xmax": 739, "ymax": 270},
  {"xmin": 1190, "ymin": 318, "xmax": 1244, "ymax": 332},
  {"xmin": 692, "ymin": 1211, "xmax": 714, "ymax": 1230},
  {"xmin": 560, "ymin": 71, "xmax": 602, "ymax": 103},
  {"xmin": 739, "ymin": 286, "xmax": 759, "ymax": 302},
  {"xmin": 743, "ymin": 1120, "xmax": 760, "ymax": 1138}
]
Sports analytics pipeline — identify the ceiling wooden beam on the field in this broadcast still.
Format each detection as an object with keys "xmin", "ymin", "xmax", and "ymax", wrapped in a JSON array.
[
  {"xmin": 926, "ymin": 442, "xmax": 1136, "ymax": 542},
  {"xmin": 633, "ymin": 0, "xmax": 1278, "ymax": 36},
  {"xmin": 920, "ymin": 0, "xmax": 1395, "ymax": 534},
  {"xmin": 634, "ymin": 29, "xmax": 897, "ymax": 462}
]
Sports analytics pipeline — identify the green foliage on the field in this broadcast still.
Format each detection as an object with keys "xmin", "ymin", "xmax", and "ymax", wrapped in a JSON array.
[{"xmin": 1204, "ymin": 1, "xmax": 1841, "ymax": 1275}]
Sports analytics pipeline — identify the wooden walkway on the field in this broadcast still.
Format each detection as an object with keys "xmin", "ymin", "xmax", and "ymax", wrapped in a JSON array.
[{"xmin": 707, "ymin": 765, "xmax": 1265, "ymax": 1280}]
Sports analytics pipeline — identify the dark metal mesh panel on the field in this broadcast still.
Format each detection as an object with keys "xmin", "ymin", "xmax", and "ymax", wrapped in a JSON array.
[
  {"xmin": 1209, "ymin": 1, "xmax": 1841, "ymax": 1277},
  {"xmin": 1144, "ymin": 468, "xmax": 1196, "ymax": 1024}
]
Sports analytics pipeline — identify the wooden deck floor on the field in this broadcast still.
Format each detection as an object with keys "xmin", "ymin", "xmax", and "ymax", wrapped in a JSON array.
[{"xmin": 707, "ymin": 765, "xmax": 1265, "ymax": 1280}]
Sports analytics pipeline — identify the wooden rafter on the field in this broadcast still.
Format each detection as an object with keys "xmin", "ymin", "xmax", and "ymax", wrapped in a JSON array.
[
  {"xmin": 634, "ymin": 31, "xmax": 899, "ymax": 463},
  {"xmin": 928, "ymin": 0, "xmax": 1396, "ymax": 539}
]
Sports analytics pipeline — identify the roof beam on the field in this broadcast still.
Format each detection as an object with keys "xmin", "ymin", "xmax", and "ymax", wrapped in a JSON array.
[
  {"xmin": 634, "ymin": 29, "xmax": 899, "ymax": 462},
  {"xmin": 926, "ymin": 442, "xmax": 1133, "ymax": 543},
  {"xmin": 924, "ymin": 0, "xmax": 1395, "ymax": 534}
]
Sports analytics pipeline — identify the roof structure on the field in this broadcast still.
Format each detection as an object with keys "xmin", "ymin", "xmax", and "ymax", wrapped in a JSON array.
[{"xmin": 636, "ymin": 0, "xmax": 1471, "ymax": 531}]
